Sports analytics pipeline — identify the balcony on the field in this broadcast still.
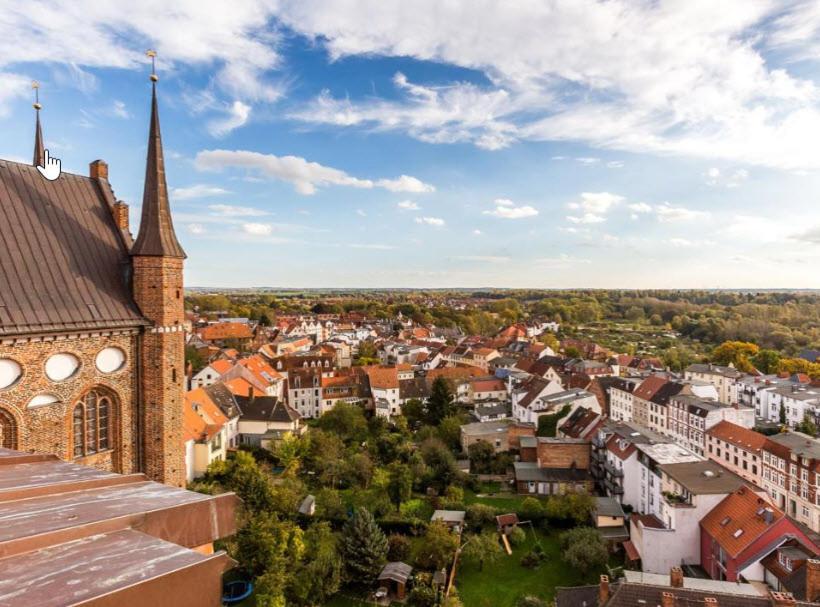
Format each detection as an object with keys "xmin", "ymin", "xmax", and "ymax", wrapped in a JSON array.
[
  {"xmin": 592, "ymin": 436, "xmax": 606, "ymax": 448},
  {"xmin": 604, "ymin": 462, "xmax": 624, "ymax": 477},
  {"xmin": 662, "ymin": 491, "xmax": 693, "ymax": 508},
  {"xmin": 605, "ymin": 478, "xmax": 624, "ymax": 494}
]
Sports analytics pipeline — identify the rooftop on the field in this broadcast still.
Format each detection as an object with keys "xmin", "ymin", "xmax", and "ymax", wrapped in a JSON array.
[
  {"xmin": 767, "ymin": 432, "xmax": 820, "ymax": 460},
  {"xmin": 659, "ymin": 461, "xmax": 748, "ymax": 494}
]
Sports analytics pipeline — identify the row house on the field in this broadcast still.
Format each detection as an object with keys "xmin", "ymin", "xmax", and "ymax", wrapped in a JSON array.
[
  {"xmin": 762, "ymin": 432, "xmax": 820, "ymax": 531},
  {"xmin": 629, "ymin": 460, "xmax": 748, "ymax": 574},
  {"xmin": 706, "ymin": 420, "xmax": 767, "ymax": 487},
  {"xmin": 768, "ymin": 385, "xmax": 820, "ymax": 429},
  {"xmin": 288, "ymin": 367, "xmax": 325, "ymax": 419},
  {"xmin": 608, "ymin": 377, "xmax": 641, "ymax": 422},
  {"xmin": 183, "ymin": 387, "xmax": 230, "ymax": 482},
  {"xmin": 364, "ymin": 365, "xmax": 402, "ymax": 417},
  {"xmin": 469, "ymin": 377, "xmax": 508, "ymax": 402},
  {"xmin": 737, "ymin": 374, "xmax": 795, "ymax": 420},
  {"xmin": 684, "ymin": 363, "xmax": 745, "ymax": 405},
  {"xmin": 634, "ymin": 441, "xmax": 702, "ymax": 520},
  {"xmin": 666, "ymin": 395, "xmax": 753, "ymax": 456}
]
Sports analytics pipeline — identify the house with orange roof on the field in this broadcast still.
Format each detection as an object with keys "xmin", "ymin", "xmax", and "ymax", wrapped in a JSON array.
[
  {"xmin": 191, "ymin": 357, "xmax": 235, "ymax": 390},
  {"xmin": 236, "ymin": 354, "xmax": 285, "ymax": 399},
  {"xmin": 364, "ymin": 365, "xmax": 401, "ymax": 417},
  {"xmin": 184, "ymin": 387, "xmax": 230, "ymax": 482},
  {"xmin": 700, "ymin": 486, "xmax": 820, "ymax": 582},
  {"xmin": 197, "ymin": 321, "xmax": 253, "ymax": 349},
  {"xmin": 706, "ymin": 420, "xmax": 767, "ymax": 487},
  {"xmin": 470, "ymin": 377, "xmax": 508, "ymax": 402}
]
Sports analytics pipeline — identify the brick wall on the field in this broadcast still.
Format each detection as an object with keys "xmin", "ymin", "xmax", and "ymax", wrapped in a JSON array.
[
  {"xmin": 537, "ymin": 440, "xmax": 590, "ymax": 469},
  {"xmin": 0, "ymin": 333, "xmax": 138, "ymax": 472},
  {"xmin": 133, "ymin": 256, "xmax": 186, "ymax": 487}
]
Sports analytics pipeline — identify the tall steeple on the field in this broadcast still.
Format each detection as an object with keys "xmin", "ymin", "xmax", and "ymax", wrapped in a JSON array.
[
  {"xmin": 131, "ymin": 51, "xmax": 186, "ymax": 259},
  {"xmin": 32, "ymin": 82, "xmax": 45, "ymax": 167}
]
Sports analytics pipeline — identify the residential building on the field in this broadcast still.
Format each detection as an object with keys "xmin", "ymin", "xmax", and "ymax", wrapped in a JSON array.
[
  {"xmin": 685, "ymin": 363, "xmax": 745, "ymax": 405},
  {"xmin": 459, "ymin": 419, "xmax": 535, "ymax": 453},
  {"xmin": 762, "ymin": 431, "xmax": 820, "ymax": 531},
  {"xmin": 635, "ymin": 441, "xmax": 702, "ymax": 518},
  {"xmin": 706, "ymin": 420, "xmax": 767, "ymax": 486},
  {"xmin": 514, "ymin": 436, "xmax": 594, "ymax": 495},
  {"xmin": 630, "ymin": 460, "xmax": 747, "ymax": 574},
  {"xmin": 184, "ymin": 388, "xmax": 229, "ymax": 482},
  {"xmin": 609, "ymin": 377, "xmax": 640, "ymax": 422},
  {"xmin": 700, "ymin": 486, "xmax": 820, "ymax": 582},
  {"xmin": 235, "ymin": 394, "xmax": 304, "ymax": 448}
]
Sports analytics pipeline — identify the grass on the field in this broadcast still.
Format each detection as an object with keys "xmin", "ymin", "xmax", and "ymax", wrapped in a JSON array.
[
  {"xmin": 454, "ymin": 527, "xmax": 601, "ymax": 607},
  {"xmin": 463, "ymin": 488, "xmax": 545, "ymax": 513}
]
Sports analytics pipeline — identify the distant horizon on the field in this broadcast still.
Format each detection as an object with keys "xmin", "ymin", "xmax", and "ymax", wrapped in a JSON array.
[{"xmin": 186, "ymin": 286, "xmax": 820, "ymax": 293}]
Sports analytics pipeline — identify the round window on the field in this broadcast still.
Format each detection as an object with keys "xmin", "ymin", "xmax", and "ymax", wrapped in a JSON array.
[
  {"xmin": 0, "ymin": 359, "xmax": 22, "ymax": 390},
  {"xmin": 29, "ymin": 393, "xmax": 60, "ymax": 408},
  {"xmin": 95, "ymin": 347, "xmax": 126, "ymax": 374},
  {"xmin": 45, "ymin": 353, "xmax": 80, "ymax": 382}
]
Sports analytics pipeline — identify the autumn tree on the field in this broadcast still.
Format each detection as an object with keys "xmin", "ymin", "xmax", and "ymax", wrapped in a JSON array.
[{"xmin": 711, "ymin": 341, "xmax": 759, "ymax": 373}]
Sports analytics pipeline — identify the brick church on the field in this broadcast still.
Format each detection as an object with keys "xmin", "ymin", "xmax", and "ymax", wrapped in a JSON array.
[{"xmin": 0, "ymin": 70, "xmax": 187, "ymax": 486}]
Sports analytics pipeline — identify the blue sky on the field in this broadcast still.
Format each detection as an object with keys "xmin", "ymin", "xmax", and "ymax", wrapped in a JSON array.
[{"xmin": 2, "ymin": 1, "xmax": 820, "ymax": 288}]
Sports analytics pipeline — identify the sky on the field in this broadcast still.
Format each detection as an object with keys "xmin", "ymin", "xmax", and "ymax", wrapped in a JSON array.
[{"xmin": 2, "ymin": 0, "xmax": 820, "ymax": 289}]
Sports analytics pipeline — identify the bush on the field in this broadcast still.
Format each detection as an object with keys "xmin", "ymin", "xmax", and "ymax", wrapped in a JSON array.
[
  {"xmin": 559, "ymin": 527, "xmax": 608, "ymax": 574},
  {"xmin": 466, "ymin": 503, "xmax": 498, "ymax": 530},
  {"xmin": 408, "ymin": 585, "xmax": 437, "ymax": 607},
  {"xmin": 519, "ymin": 497, "xmax": 544, "ymax": 521},
  {"xmin": 520, "ymin": 549, "xmax": 543, "ymax": 569},
  {"xmin": 517, "ymin": 597, "xmax": 546, "ymax": 607},
  {"xmin": 508, "ymin": 526, "xmax": 526, "ymax": 547},
  {"xmin": 388, "ymin": 533, "xmax": 412, "ymax": 562}
]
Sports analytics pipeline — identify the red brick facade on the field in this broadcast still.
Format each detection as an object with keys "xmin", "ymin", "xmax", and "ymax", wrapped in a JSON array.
[{"xmin": 133, "ymin": 256, "xmax": 186, "ymax": 487}]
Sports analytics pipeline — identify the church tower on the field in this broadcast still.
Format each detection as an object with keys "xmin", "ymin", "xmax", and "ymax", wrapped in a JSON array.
[{"xmin": 131, "ymin": 52, "xmax": 187, "ymax": 487}]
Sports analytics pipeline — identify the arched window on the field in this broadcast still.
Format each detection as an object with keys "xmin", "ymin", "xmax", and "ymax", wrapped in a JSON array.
[
  {"xmin": 73, "ymin": 389, "xmax": 113, "ymax": 457},
  {"xmin": 0, "ymin": 408, "xmax": 17, "ymax": 450}
]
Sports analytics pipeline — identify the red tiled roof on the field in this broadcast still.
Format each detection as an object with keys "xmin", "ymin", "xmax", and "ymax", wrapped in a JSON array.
[
  {"xmin": 700, "ymin": 486, "xmax": 782, "ymax": 557},
  {"xmin": 633, "ymin": 375, "xmax": 668, "ymax": 401},
  {"xmin": 606, "ymin": 435, "xmax": 637, "ymax": 460},
  {"xmin": 472, "ymin": 378, "xmax": 506, "ymax": 392},
  {"xmin": 199, "ymin": 322, "xmax": 252, "ymax": 341},
  {"xmin": 707, "ymin": 421, "xmax": 767, "ymax": 452}
]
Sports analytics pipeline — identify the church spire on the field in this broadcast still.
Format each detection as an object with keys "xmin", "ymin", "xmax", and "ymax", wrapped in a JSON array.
[
  {"xmin": 32, "ymin": 81, "xmax": 45, "ymax": 167},
  {"xmin": 131, "ymin": 50, "xmax": 186, "ymax": 259}
]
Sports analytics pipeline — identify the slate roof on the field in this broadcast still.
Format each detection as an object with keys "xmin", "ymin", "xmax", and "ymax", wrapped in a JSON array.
[
  {"xmin": 234, "ymin": 395, "xmax": 300, "ymax": 424},
  {"xmin": 0, "ymin": 159, "xmax": 148, "ymax": 337}
]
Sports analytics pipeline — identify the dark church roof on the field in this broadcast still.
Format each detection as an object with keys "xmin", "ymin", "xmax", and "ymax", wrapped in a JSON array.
[
  {"xmin": 131, "ymin": 83, "xmax": 186, "ymax": 259},
  {"xmin": 0, "ymin": 160, "xmax": 148, "ymax": 337}
]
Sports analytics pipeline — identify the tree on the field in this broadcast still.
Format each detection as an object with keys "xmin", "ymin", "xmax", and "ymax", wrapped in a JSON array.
[
  {"xmin": 287, "ymin": 522, "xmax": 343, "ymax": 607},
  {"xmin": 402, "ymin": 398, "xmax": 426, "ymax": 429},
  {"xmin": 234, "ymin": 511, "xmax": 304, "ymax": 579},
  {"xmin": 466, "ymin": 503, "xmax": 498, "ymax": 530},
  {"xmin": 272, "ymin": 431, "xmax": 305, "ymax": 473},
  {"xmin": 207, "ymin": 450, "xmax": 275, "ymax": 514},
  {"xmin": 316, "ymin": 402, "xmax": 368, "ymax": 444},
  {"xmin": 388, "ymin": 533, "xmax": 412, "ymax": 561},
  {"xmin": 356, "ymin": 340, "xmax": 379, "ymax": 365},
  {"xmin": 438, "ymin": 415, "xmax": 465, "ymax": 452},
  {"xmin": 468, "ymin": 441, "xmax": 496, "ymax": 474},
  {"xmin": 340, "ymin": 507, "xmax": 389, "ymax": 584},
  {"xmin": 462, "ymin": 531, "xmax": 502, "ymax": 571},
  {"xmin": 753, "ymin": 349, "xmax": 781, "ymax": 374},
  {"xmin": 520, "ymin": 497, "xmax": 544, "ymax": 522},
  {"xmin": 184, "ymin": 345, "xmax": 204, "ymax": 372},
  {"xmin": 427, "ymin": 377, "xmax": 455, "ymax": 425},
  {"xmin": 387, "ymin": 462, "xmax": 414, "ymax": 512},
  {"xmin": 797, "ymin": 415, "xmax": 818, "ymax": 437},
  {"xmin": 345, "ymin": 452, "xmax": 374, "ymax": 489},
  {"xmin": 420, "ymin": 438, "xmax": 460, "ymax": 489},
  {"xmin": 564, "ymin": 345, "xmax": 582, "ymax": 359},
  {"xmin": 414, "ymin": 520, "xmax": 460, "ymax": 570},
  {"xmin": 711, "ymin": 341, "xmax": 759, "ymax": 373},
  {"xmin": 559, "ymin": 527, "xmax": 608, "ymax": 574}
]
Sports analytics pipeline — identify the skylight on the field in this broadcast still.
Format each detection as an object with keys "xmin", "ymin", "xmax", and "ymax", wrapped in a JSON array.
[
  {"xmin": 720, "ymin": 516, "xmax": 731, "ymax": 526},
  {"xmin": 733, "ymin": 529, "xmax": 744, "ymax": 538}
]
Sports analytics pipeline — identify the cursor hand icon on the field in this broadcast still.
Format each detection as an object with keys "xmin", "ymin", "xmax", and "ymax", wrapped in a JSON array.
[{"xmin": 36, "ymin": 149, "xmax": 61, "ymax": 181}]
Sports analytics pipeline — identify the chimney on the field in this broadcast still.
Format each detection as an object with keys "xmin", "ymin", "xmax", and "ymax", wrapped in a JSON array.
[
  {"xmin": 661, "ymin": 591, "xmax": 675, "ymax": 607},
  {"xmin": 769, "ymin": 591, "xmax": 796, "ymax": 606},
  {"xmin": 112, "ymin": 200, "xmax": 130, "ymax": 231},
  {"xmin": 89, "ymin": 159, "xmax": 109, "ymax": 180},
  {"xmin": 670, "ymin": 566, "xmax": 684, "ymax": 588},
  {"xmin": 806, "ymin": 560, "xmax": 820, "ymax": 602},
  {"xmin": 248, "ymin": 385, "xmax": 255, "ymax": 403},
  {"xmin": 598, "ymin": 575, "xmax": 610, "ymax": 605}
]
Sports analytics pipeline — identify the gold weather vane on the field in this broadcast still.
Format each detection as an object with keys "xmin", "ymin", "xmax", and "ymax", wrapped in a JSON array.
[
  {"xmin": 146, "ymin": 50, "xmax": 158, "ymax": 82},
  {"xmin": 32, "ymin": 81, "xmax": 41, "ymax": 110}
]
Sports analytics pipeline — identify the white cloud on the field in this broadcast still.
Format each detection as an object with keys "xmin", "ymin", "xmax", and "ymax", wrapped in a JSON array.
[
  {"xmin": 415, "ymin": 216, "xmax": 445, "ymax": 227},
  {"xmin": 195, "ymin": 149, "xmax": 435, "ymax": 195},
  {"xmin": 575, "ymin": 157, "xmax": 599, "ymax": 165},
  {"xmin": 356, "ymin": 209, "xmax": 367, "ymax": 216},
  {"xmin": 654, "ymin": 203, "xmax": 710, "ymax": 223},
  {"xmin": 208, "ymin": 204, "xmax": 268, "ymax": 217},
  {"xmin": 397, "ymin": 200, "xmax": 420, "ymax": 211},
  {"xmin": 483, "ymin": 198, "xmax": 538, "ymax": 219},
  {"xmin": 606, "ymin": 160, "xmax": 625, "ymax": 168},
  {"xmin": 455, "ymin": 255, "xmax": 510, "ymax": 263},
  {"xmin": 567, "ymin": 192, "xmax": 624, "ymax": 215},
  {"xmin": 705, "ymin": 167, "xmax": 749, "ymax": 188},
  {"xmin": 171, "ymin": 184, "xmax": 231, "ymax": 200},
  {"xmin": 628, "ymin": 202, "xmax": 653, "ymax": 214},
  {"xmin": 111, "ymin": 100, "xmax": 130, "ymax": 119},
  {"xmin": 208, "ymin": 100, "xmax": 251, "ymax": 137},
  {"xmin": 472, "ymin": 229, "xmax": 482, "ymax": 235},
  {"xmin": 349, "ymin": 243, "xmax": 395, "ymax": 250},
  {"xmin": 276, "ymin": 1, "xmax": 820, "ymax": 170},
  {"xmin": 535, "ymin": 254, "xmax": 591, "ymax": 268},
  {"xmin": 566, "ymin": 213, "xmax": 606, "ymax": 225},
  {"xmin": 0, "ymin": 72, "xmax": 29, "ymax": 117},
  {"xmin": 187, "ymin": 223, "xmax": 206, "ymax": 235},
  {"xmin": 792, "ymin": 225, "xmax": 820, "ymax": 245},
  {"xmin": 242, "ymin": 222, "xmax": 273, "ymax": 236}
]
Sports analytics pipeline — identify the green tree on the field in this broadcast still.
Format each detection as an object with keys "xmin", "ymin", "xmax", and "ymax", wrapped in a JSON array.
[
  {"xmin": 184, "ymin": 345, "xmax": 204, "ymax": 372},
  {"xmin": 520, "ymin": 497, "xmax": 544, "ymax": 522},
  {"xmin": 387, "ymin": 462, "xmax": 414, "ymax": 512},
  {"xmin": 287, "ymin": 522, "xmax": 343, "ymax": 607},
  {"xmin": 207, "ymin": 450, "xmax": 275, "ymax": 514},
  {"xmin": 467, "ymin": 441, "xmax": 496, "ymax": 474},
  {"xmin": 340, "ymin": 507, "xmax": 389, "ymax": 584},
  {"xmin": 316, "ymin": 402, "xmax": 368, "ymax": 444},
  {"xmin": 462, "ymin": 531, "xmax": 502, "ymax": 571},
  {"xmin": 559, "ymin": 527, "xmax": 607, "ymax": 574},
  {"xmin": 413, "ymin": 520, "xmax": 459, "ymax": 570},
  {"xmin": 465, "ymin": 503, "xmax": 498, "ymax": 530},
  {"xmin": 426, "ymin": 377, "xmax": 455, "ymax": 425},
  {"xmin": 753, "ymin": 349, "xmax": 782, "ymax": 374},
  {"xmin": 401, "ymin": 398, "xmax": 427, "ymax": 429},
  {"xmin": 438, "ymin": 414, "xmax": 465, "ymax": 452},
  {"xmin": 234, "ymin": 511, "xmax": 304, "ymax": 579}
]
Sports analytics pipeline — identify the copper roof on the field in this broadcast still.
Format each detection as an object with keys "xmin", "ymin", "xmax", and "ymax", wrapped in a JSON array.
[
  {"xmin": 0, "ymin": 160, "xmax": 148, "ymax": 337},
  {"xmin": 131, "ymin": 83, "xmax": 185, "ymax": 258}
]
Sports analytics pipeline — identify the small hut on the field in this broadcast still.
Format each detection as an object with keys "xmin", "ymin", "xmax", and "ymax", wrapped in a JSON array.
[
  {"xmin": 496, "ymin": 513, "xmax": 519, "ymax": 535},
  {"xmin": 377, "ymin": 562, "xmax": 413, "ymax": 600}
]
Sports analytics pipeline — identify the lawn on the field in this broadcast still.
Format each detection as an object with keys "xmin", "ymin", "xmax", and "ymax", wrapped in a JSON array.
[
  {"xmin": 454, "ymin": 527, "xmax": 601, "ymax": 607},
  {"xmin": 463, "ymin": 488, "xmax": 545, "ymax": 513}
]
